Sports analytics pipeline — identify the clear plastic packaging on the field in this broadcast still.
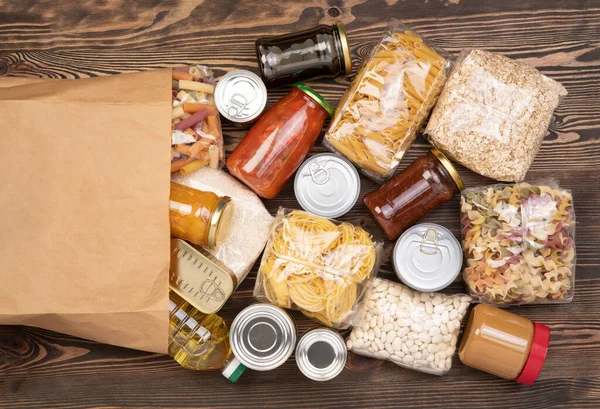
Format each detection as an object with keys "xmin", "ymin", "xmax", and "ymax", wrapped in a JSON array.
[
  {"xmin": 425, "ymin": 50, "xmax": 568, "ymax": 182},
  {"xmin": 172, "ymin": 167, "xmax": 274, "ymax": 285},
  {"xmin": 461, "ymin": 181, "xmax": 575, "ymax": 305},
  {"xmin": 324, "ymin": 19, "xmax": 450, "ymax": 183},
  {"xmin": 347, "ymin": 278, "xmax": 472, "ymax": 375},
  {"xmin": 254, "ymin": 208, "xmax": 382, "ymax": 329},
  {"xmin": 171, "ymin": 65, "xmax": 224, "ymax": 175}
]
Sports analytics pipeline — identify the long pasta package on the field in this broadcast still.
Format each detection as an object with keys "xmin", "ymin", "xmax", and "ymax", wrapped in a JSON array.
[
  {"xmin": 461, "ymin": 181, "xmax": 576, "ymax": 305},
  {"xmin": 324, "ymin": 19, "xmax": 450, "ymax": 182},
  {"xmin": 171, "ymin": 65, "xmax": 224, "ymax": 175},
  {"xmin": 254, "ymin": 208, "xmax": 382, "ymax": 329}
]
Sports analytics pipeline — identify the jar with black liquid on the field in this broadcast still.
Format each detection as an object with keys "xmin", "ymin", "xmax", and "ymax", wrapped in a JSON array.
[{"xmin": 255, "ymin": 22, "xmax": 352, "ymax": 87}]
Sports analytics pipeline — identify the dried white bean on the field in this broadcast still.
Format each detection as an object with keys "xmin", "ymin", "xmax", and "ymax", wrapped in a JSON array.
[
  {"xmin": 411, "ymin": 324, "xmax": 423, "ymax": 333},
  {"xmin": 392, "ymin": 338, "xmax": 402, "ymax": 351},
  {"xmin": 353, "ymin": 339, "xmax": 364, "ymax": 349},
  {"xmin": 378, "ymin": 350, "xmax": 390, "ymax": 359},
  {"xmin": 347, "ymin": 340, "xmax": 353, "ymax": 349},
  {"xmin": 386, "ymin": 331, "xmax": 397, "ymax": 344},
  {"xmin": 434, "ymin": 305, "xmax": 446, "ymax": 314},
  {"xmin": 432, "ymin": 295, "xmax": 442, "ymax": 305},
  {"xmin": 403, "ymin": 355, "xmax": 414, "ymax": 364},
  {"xmin": 374, "ymin": 326, "xmax": 381, "ymax": 338}
]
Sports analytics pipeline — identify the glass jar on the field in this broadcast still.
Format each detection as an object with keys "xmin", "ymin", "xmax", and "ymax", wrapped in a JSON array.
[
  {"xmin": 363, "ymin": 149, "xmax": 463, "ymax": 240},
  {"xmin": 227, "ymin": 83, "xmax": 333, "ymax": 199},
  {"xmin": 256, "ymin": 23, "xmax": 352, "ymax": 87},
  {"xmin": 169, "ymin": 182, "xmax": 234, "ymax": 247},
  {"xmin": 458, "ymin": 304, "xmax": 550, "ymax": 385}
]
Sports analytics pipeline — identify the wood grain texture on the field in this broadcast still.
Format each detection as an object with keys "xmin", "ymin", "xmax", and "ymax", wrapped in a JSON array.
[{"xmin": 1, "ymin": 0, "xmax": 599, "ymax": 407}]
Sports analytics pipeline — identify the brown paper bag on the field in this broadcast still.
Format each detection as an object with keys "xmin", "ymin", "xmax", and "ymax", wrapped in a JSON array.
[{"xmin": 0, "ymin": 69, "xmax": 172, "ymax": 353}]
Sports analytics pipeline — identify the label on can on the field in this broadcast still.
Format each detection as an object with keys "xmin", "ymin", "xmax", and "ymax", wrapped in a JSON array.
[
  {"xmin": 393, "ymin": 223, "xmax": 463, "ymax": 292},
  {"xmin": 215, "ymin": 70, "xmax": 267, "ymax": 124}
]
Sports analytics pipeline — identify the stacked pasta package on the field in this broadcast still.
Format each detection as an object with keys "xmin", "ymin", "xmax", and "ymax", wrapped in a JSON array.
[
  {"xmin": 324, "ymin": 19, "xmax": 450, "ymax": 182},
  {"xmin": 254, "ymin": 209, "xmax": 382, "ymax": 329}
]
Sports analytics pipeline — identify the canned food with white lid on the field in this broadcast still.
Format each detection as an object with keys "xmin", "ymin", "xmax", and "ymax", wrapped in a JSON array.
[
  {"xmin": 296, "ymin": 328, "xmax": 347, "ymax": 381},
  {"xmin": 294, "ymin": 153, "xmax": 360, "ymax": 218},
  {"xmin": 393, "ymin": 223, "xmax": 462, "ymax": 292},
  {"xmin": 230, "ymin": 303, "xmax": 296, "ymax": 371},
  {"xmin": 215, "ymin": 70, "xmax": 267, "ymax": 125}
]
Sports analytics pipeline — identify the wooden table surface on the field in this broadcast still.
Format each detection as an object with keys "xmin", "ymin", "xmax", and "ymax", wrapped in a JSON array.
[{"xmin": 1, "ymin": 0, "xmax": 599, "ymax": 408}]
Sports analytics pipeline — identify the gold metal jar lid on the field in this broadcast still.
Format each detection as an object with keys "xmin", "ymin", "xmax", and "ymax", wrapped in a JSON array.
[
  {"xmin": 207, "ymin": 196, "xmax": 234, "ymax": 248},
  {"xmin": 430, "ymin": 148, "xmax": 464, "ymax": 191},
  {"xmin": 336, "ymin": 22, "xmax": 352, "ymax": 75}
]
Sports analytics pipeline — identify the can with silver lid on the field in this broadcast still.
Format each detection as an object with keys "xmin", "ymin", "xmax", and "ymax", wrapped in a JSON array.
[
  {"xmin": 296, "ymin": 328, "xmax": 347, "ymax": 381},
  {"xmin": 230, "ymin": 303, "xmax": 296, "ymax": 371},
  {"xmin": 215, "ymin": 70, "xmax": 267, "ymax": 125},
  {"xmin": 393, "ymin": 223, "xmax": 463, "ymax": 292},
  {"xmin": 294, "ymin": 153, "xmax": 360, "ymax": 219}
]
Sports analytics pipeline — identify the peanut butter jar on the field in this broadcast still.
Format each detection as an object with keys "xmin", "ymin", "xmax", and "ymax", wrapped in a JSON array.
[{"xmin": 458, "ymin": 304, "xmax": 550, "ymax": 385}]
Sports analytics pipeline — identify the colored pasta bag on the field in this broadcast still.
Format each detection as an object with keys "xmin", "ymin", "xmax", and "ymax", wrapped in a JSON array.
[
  {"xmin": 254, "ymin": 208, "xmax": 382, "ymax": 329},
  {"xmin": 461, "ymin": 180, "xmax": 576, "ymax": 305},
  {"xmin": 347, "ymin": 278, "xmax": 472, "ymax": 375},
  {"xmin": 424, "ymin": 50, "xmax": 567, "ymax": 182},
  {"xmin": 171, "ymin": 65, "xmax": 224, "ymax": 174},
  {"xmin": 323, "ymin": 18, "xmax": 451, "ymax": 183}
]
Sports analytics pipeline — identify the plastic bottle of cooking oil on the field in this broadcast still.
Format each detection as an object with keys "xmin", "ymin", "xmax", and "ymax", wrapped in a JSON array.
[{"xmin": 169, "ymin": 291, "xmax": 246, "ymax": 382}]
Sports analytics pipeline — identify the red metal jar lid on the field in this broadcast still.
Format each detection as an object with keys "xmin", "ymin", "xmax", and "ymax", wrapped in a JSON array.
[{"xmin": 515, "ymin": 322, "xmax": 551, "ymax": 385}]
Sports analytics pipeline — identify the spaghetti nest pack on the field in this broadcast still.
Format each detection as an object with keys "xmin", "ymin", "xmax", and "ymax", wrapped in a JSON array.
[{"xmin": 254, "ymin": 209, "xmax": 382, "ymax": 329}]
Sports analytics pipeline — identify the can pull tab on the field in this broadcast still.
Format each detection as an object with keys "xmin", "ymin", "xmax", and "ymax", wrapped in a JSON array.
[
  {"xmin": 227, "ymin": 93, "xmax": 249, "ymax": 118},
  {"xmin": 420, "ymin": 228, "xmax": 439, "ymax": 255},
  {"xmin": 309, "ymin": 161, "xmax": 330, "ymax": 185}
]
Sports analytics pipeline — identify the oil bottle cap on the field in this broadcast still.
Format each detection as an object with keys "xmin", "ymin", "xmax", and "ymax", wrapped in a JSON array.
[{"xmin": 221, "ymin": 356, "xmax": 247, "ymax": 383}]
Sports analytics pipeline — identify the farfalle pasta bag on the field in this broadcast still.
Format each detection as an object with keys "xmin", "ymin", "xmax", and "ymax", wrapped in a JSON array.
[{"xmin": 460, "ymin": 180, "xmax": 575, "ymax": 306}]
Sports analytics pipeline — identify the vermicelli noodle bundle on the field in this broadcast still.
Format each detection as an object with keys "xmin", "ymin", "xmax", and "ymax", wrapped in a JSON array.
[{"xmin": 255, "ymin": 209, "xmax": 381, "ymax": 329}]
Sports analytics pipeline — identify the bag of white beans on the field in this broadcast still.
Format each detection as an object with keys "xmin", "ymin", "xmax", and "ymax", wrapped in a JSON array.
[{"xmin": 347, "ymin": 278, "xmax": 472, "ymax": 375}]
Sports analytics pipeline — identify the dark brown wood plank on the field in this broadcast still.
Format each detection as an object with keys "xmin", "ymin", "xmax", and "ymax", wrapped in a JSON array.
[{"xmin": 1, "ymin": 0, "xmax": 599, "ymax": 408}]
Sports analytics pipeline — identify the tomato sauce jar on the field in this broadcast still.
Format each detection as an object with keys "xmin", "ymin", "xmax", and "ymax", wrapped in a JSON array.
[
  {"xmin": 227, "ymin": 83, "xmax": 333, "ymax": 199},
  {"xmin": 458, "ymin": 304, "xmax": 550, "ymax": 385},
  {"xmin": 363, "ymin": 149, "xmax": 463, "ymax": 240}
]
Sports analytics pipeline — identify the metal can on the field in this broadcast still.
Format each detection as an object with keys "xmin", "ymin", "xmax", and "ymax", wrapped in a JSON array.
[
  {"xmin": 214, "ymin": 70, "xmax": 267, "ymax": 125},
  {"xmin": 393, "ymin": 223, "xmax": 463, "ymax": 292},
  {"xmin": 295, "ymin": 328, "xmax": 347, "ymax": 381},
  {"xmin": 294, "ymin": 153, "xmax": 360, "ymax": 218},
  {"xmin": 169, "ymin": 239, "xmax": 236, "ymax": 314},
  {"xmin": 230, "ymin": 303, "xmax": 296, "ymax": 371}
]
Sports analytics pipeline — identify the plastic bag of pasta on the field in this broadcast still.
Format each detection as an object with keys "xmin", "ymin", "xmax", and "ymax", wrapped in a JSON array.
[
  {"xmin": 171, "ymin": 65, "xmax": 224, "ymax": 174},
  {"xmin": 323, "ymin": 18, "xmax": 451, "ymax": 183},
  {"xmin": 461, "ymin": 180, "xmax": 576, "ymax": 305},
  {"xmin": 254, "ymin": 208, "xmax": 382, "ymax": 329}
]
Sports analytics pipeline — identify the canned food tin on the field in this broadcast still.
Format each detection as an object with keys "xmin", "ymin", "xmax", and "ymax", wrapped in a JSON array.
[
  {"xmin": 215, "ymin": 70, "xmax": 267, "ymax": 125},
  {"xmin": 296, "ymin": 328, "xmax": 347, "ymax": 381},
  {"xmin": 294, "ymin": 153, "xmax": 360, "ymax": 218},
  {"xmin": 393, "ymin": 223, "xmax": 462, "ymax": 292},
  {"xmin": 230, "ymin": 303, "xmax": 296, "ymax": 371},
  {"xmin": 169, "ymin": 239, "xmax": 236, "ymax": 314}
]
